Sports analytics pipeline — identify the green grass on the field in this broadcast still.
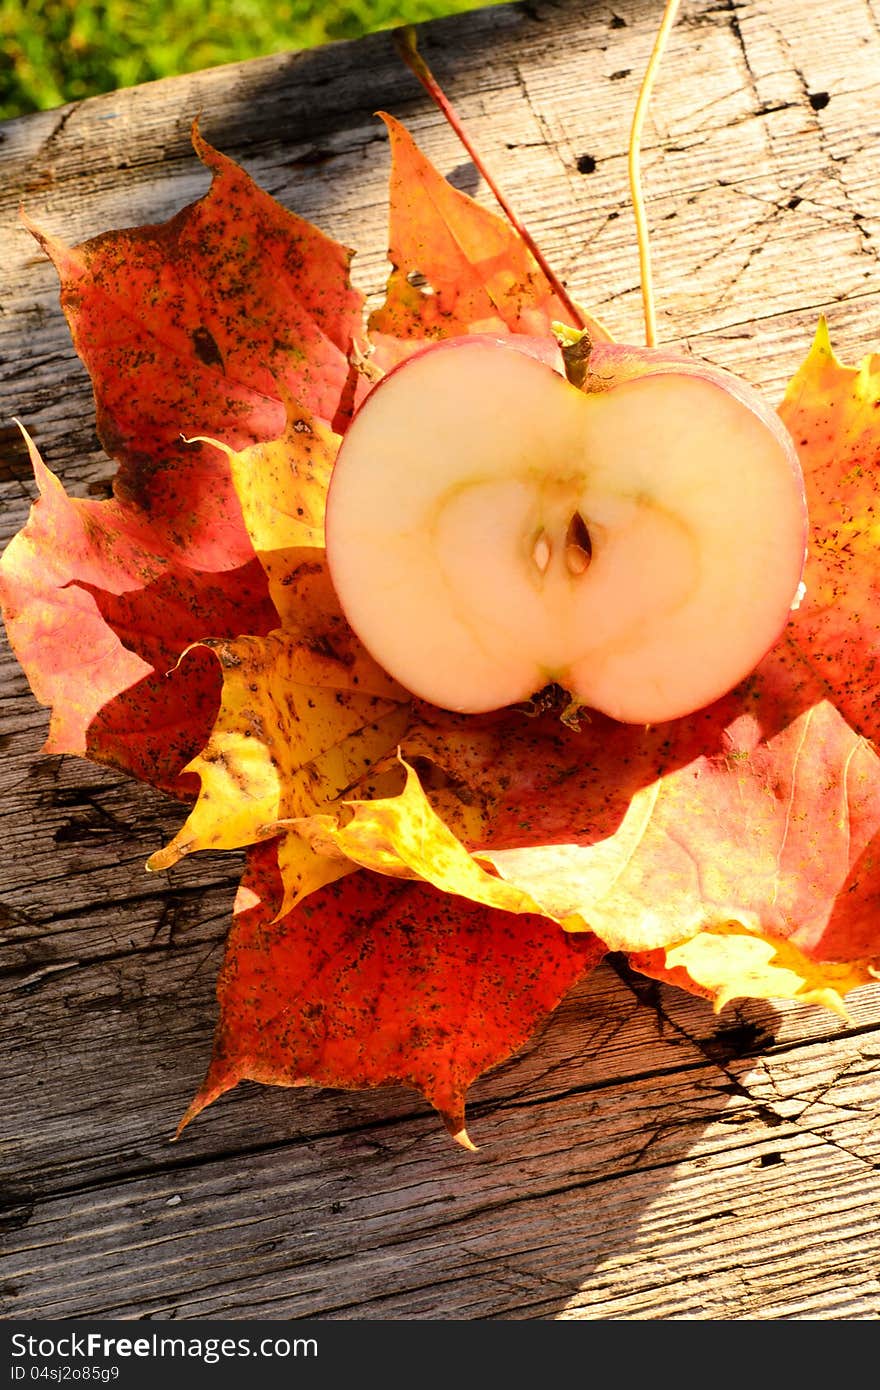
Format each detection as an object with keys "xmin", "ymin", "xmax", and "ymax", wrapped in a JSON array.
[{"xmin": 1, "ymin": 0, "xmax": 499, "ymax": 120}]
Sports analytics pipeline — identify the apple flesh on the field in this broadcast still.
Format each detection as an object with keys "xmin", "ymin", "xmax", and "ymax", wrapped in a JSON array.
[{"xmin": 325, "ymin": 337, "xmax": 807, "ymax": 724}]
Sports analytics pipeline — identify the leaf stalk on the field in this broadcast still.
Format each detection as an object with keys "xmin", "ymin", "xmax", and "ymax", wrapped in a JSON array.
[{"xmin": 629, "ymin": 0, "xmax": 683, "ymax": 347}]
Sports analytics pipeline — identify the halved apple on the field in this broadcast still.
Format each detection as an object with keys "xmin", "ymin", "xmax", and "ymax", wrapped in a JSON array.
[{"xmin": 325, "ymin": 337, "xmax": 807, "ymax": 724}]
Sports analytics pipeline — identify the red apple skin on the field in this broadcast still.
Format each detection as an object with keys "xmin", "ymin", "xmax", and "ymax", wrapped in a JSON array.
[
  {"xmin": 326, "ymin": 334, "xmax": 808, "ymax": 723},
  {"xmin": 583, "ymin": 339, "xmax": 805, "ymax": 459},
  {"xmin": 378, "ymin": 331, "xmax": 568, "ymax": 382}
]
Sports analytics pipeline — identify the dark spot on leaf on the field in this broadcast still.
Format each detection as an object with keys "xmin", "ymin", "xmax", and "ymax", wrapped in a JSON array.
[
  {"xmin": 610, "ymin": 68, "xmax": 631, "ymax": 81},
  {"xmin": 191, "ymin": 326, "xmax": 224, "ymax": 368},
  {"xmin": 788, "ymin": 195, "xmax": 802, "ymax": 210},
  {"xmin": 809, "ymin": 91, "xmax": 830, "ymax": 111},
  {"xmin": 576, "ymin": 154, "xmax": 597, "ymax": 175},
  {"xmin": 309, "ymin": 634, "xmax": 338, "ymax": 660}
]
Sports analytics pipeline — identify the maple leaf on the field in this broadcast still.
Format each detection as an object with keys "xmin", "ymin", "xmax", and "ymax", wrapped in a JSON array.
[
  {"xmin": 0, "ymin": 424, "xmax": 277, "ymax": 791},
  {"xmin": 180, "ymin": 840, "xmax": 604, "ymax": 1146},
  {"xmin": 4, "ymin": 111, "xmax": 880, "ymax": 1143},
  {"xmin": 777, "ymin": 319, "xmax": 880, "ymax": 741},
  {"xmin": 368, "ymin": 113, "xmax": 608, "ymax": 373},
  {"xmin": 295, "ymin": 757, "xmax": 560, "ymax": 919},
  {"xmin": 147, "ymin": 630, "xmax": 410, "ymax": 911},
  {"xmin": 1, "ymin": 125, "xmax": 364, "ymax": 790},
  {"xmin": 205, "ymin": 408, "xmax": 338, "ymax": 624},
  {"xmin": 26, "ymin": 124, "xmax": 363, "ymax": 470},
  {"xmin": 287, "ymin": 649, "xmax": 880, "ymax": 1013}
]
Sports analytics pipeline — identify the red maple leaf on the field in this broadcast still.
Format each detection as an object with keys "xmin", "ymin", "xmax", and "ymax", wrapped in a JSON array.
[{"xmin": 181, "ymin": 841, "xmax": 603, "ymax": 1146}]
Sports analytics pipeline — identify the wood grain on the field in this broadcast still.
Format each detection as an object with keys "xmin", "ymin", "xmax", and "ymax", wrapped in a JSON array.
[{"xmin": 1, "ymin": 0, "xmax": 879, "ymax": 1320}]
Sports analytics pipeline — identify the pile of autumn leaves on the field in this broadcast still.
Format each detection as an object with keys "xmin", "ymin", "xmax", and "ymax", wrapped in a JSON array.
[{"xmin": 2, "ymin": 119, "xmax": 879, "ymax": 1142}]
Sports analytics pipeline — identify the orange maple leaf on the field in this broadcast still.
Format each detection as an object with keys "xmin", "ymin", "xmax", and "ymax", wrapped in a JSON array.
[{"xmin": 368, "ymin": 113, "xmax": 602, "ymax": 371}]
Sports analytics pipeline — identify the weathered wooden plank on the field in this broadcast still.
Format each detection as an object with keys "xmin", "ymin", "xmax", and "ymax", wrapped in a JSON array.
[
  {"xmin": 3, "ymin": 1023, "xmax": 878, "ymax": 1319},
  {"xmin": 3, "ymin": 920, "xmax": 876, "ymax": 1206},
  {"xmin": 2, "ymin": 0, "xmax": 880, "ymax": 1321}
]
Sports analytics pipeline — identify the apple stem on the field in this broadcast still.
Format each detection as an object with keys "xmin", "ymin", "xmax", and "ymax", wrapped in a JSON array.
[
  {"xmin": 629, "ymin": 0, "xmax": 682, "ymax": 347},
  {"xmin": 555, "ymin": 325, "xmax": 593, "ymax": 389},
  {"xmin": 394, "ymin": 25, "xmax": 587, "ymax": 330}
]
